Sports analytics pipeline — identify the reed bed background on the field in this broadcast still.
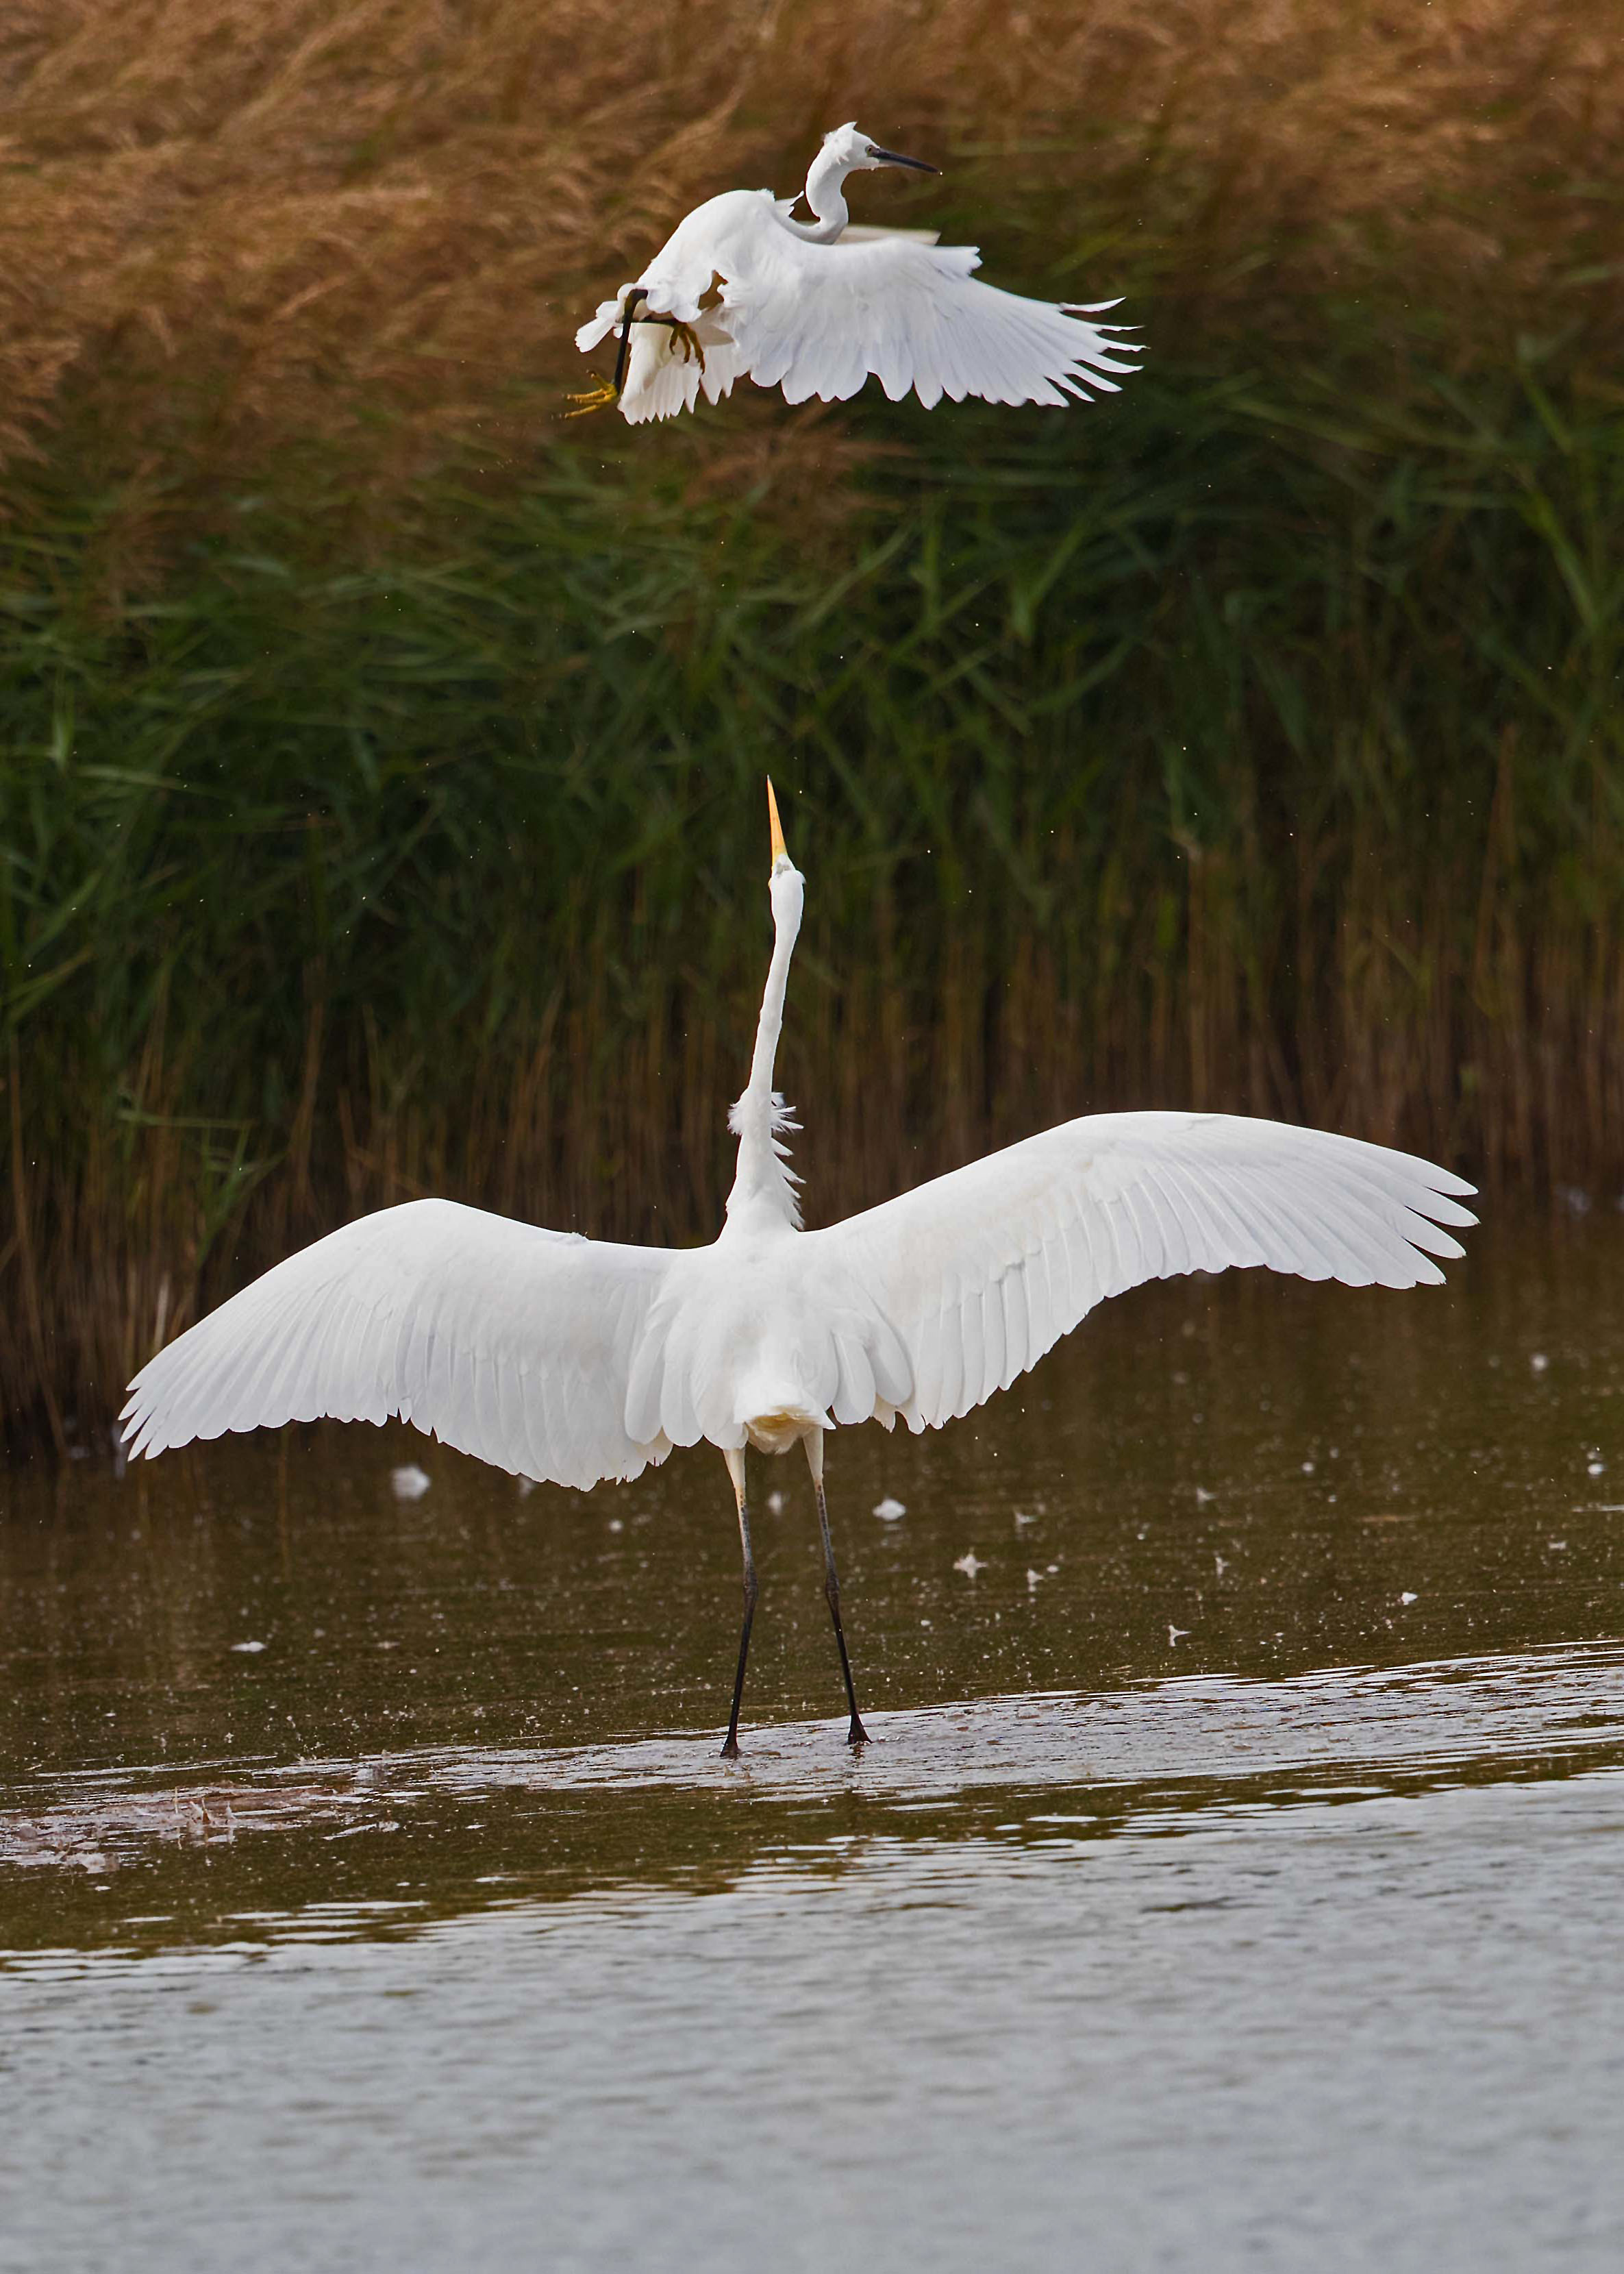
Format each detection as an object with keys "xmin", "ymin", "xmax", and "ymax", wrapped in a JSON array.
[{"xmin": 2, "ymin": 0, "xmax": 1622, "ymax": 1448}]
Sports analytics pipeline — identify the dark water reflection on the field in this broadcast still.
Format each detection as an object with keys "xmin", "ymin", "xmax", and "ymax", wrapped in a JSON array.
[{"xmin": 3, "ymin": 1218, "xmax": 1623, "ymax": 2268}]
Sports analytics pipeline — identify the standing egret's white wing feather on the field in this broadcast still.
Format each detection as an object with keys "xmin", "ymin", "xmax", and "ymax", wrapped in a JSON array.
[
  {"xmin": 121, "ymin": 1199, "xmax": 675, "ymax": 1490},
  {"xmin": 801, "ymin": 1112, "xmax": 1476, "ymax": 1433}
]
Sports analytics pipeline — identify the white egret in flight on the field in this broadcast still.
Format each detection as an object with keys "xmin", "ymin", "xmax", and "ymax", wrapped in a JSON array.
[
  {"xmin": 123, "ymin": 787, "xmax": 1475, "ymax": 1756},
  {"xmin": 571, "ymin": 122, "xmax": 1141, "ymax": 423}
]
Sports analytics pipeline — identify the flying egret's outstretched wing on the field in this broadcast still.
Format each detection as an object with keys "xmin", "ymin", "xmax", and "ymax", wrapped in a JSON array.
[
  {"xmin": 577, "ymin": 196, "xmax": 1140, "ymax": 415},
  {"xmin": 121, "ymin": 1199, "xmax": 675, "ymax": 1490},
  {"xmin": 717, "ymin": 230, "xmax": 1140, "ymax": 409},
  {"xmin": 803, "ymin": 1113, "xmax": 1476, "ymax": 1432}
]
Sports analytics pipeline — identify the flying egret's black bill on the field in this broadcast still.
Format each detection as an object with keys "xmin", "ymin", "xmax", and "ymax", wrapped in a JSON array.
[{"xmin": 868, "ymin": 147, "xmax": 940, "ymax": 174}]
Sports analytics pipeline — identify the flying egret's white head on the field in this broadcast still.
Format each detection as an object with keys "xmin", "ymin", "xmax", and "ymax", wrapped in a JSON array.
[
  {"xmin": 820, "ymin": 122, "xmax": 940, "ymax": 177},
  {"xmin": 799, "ymin": 125, "xmax": 940, "ymax": 243}
]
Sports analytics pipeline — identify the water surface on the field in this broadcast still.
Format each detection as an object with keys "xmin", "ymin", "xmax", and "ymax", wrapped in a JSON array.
[{"xmin": 3, "ymin": 1218, "xmax": 1623, "ymax": 2268}]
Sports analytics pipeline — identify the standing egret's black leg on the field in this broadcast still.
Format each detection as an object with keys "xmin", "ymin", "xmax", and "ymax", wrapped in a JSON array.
[
  {"xmin": 805, "ymin": 1434, "xmax": 869, "ymax": 1746},
  {"xmin": 721, "ymin": 1446, "xmax": 757, "ymax": 1759}
]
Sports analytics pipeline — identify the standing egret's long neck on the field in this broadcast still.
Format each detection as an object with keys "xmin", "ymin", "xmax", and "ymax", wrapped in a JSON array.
[
  {"xmin": 797, "ymin": 147, "xmax": 854, "ymax": 243},
  {"xmin": 724, "ymin": 867, "xmax": 804, "ymax": 1233}
]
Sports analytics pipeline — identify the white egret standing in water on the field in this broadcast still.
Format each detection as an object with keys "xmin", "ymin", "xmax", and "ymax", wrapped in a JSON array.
[
  {"xmin": 123, "ymin": 787, "xmax": 1475, "ymax": 1755},
  {"xmin": 571, "ymin": 122, "xmax": 1142, "ymax": 423}
]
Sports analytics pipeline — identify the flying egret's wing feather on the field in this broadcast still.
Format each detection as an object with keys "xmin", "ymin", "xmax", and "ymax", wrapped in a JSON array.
[
  {"xmin": 803, "ymin": 1112, "xmax": 1476, "ymax": 1432},
  {"xmin": 121, "ymin": 1199, "xmax": 674, "ymax": 1490},
  {"xmin": 719, "ymin": 230, "xmax": 1143, "ymax": 410},
  {"xmin": 575, "ymin": 294, "xmax": 631, "ymax": 354},
  {"xmin": 838, "ymin": 225, "xmax": 942, "ymax": 246}
]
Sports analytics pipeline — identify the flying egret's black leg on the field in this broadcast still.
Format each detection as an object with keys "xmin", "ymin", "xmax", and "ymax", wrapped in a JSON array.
[
  {"xmin": 721, "ymin": 1446, "xmax": 757, "ymax": 1759},
  {"xmin": 805, "ymin": 1434, "xmax": 869, "ymax": 1746},
  {"xmin": 564, "ymin": 287, "xmax": 650, "ymax": 417},
  {"xmin": 612, "ymin": 286, "xmax": 650, "ymax": 396}
]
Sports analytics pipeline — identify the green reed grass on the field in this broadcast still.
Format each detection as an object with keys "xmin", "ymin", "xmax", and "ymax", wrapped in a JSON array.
[{"xmin": 3, "ymin": 319, "xmax": 1622, "ymax": 1448}]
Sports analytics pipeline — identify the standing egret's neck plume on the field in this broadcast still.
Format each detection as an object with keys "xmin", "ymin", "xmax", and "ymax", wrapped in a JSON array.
[{"xmin": 725, "ymin": 779, "xmax": 803, "ymax": 1235}]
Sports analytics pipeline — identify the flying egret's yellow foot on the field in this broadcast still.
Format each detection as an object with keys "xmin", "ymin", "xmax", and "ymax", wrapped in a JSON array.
[
  {"xmin": 669, "ymin": 321, "xmax": 707, "ymax": 371},
  {"xmin": 564, "ymin": 378, "xmax": 621, "ymax": 419}
]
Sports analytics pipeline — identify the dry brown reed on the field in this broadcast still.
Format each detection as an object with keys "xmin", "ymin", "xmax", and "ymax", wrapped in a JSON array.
[{"xmin": 2, "ymin": 0, "xmax": 1619, "ymax": 510}]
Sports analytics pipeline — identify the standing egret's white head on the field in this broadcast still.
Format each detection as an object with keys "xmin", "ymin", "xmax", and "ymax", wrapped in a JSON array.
[
  {"xmin": 768, "ymin": 777, "xmax": 802, "ymax": 872},
  {"xmin": 766, "ymin": 777, "xmax": 804, "ymax": 932},
  {"xmin": 821, "ymin": 122, "xmax": 940, "ymax": 177}
]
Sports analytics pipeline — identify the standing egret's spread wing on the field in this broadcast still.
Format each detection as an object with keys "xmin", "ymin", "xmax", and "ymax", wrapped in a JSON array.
[
  {"xmin": 121, "ymin": 1199, "xmax": 675, "ymax": 1490},
  {"xmin": 803, "ymin": 1113, "xmax": 1476, "ymax": 1433},
  {"xmin": 716, "ymin": 230, "xmax": 1140, "ymax": 408}
]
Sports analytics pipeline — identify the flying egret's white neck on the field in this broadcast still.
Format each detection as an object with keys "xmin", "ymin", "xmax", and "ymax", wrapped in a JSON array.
[
  {"xmin": 723, "ymin": 861, "xmax": 805, "ymax": 1236},
  {"xmin": 795, "ymin": 145, "xmax": 856, "ymax": 244}
]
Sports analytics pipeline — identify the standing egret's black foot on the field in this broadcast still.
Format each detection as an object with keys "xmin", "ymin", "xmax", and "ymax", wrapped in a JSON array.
[
  {"xmin": 721, "ymin": 1447, "xmax": 757, "ymax": 1760},
  {"xmin": 721, "ymin": 1571, "xmax": 756, "ymax": 1758},
  {"xmin": 809, "ymin": 1453, "xmax": 870, "ymax": 1749}
]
